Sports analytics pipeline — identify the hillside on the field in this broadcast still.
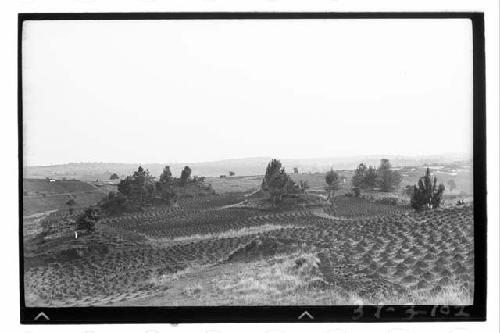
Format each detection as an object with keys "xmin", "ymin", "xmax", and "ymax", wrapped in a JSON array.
[{"xmin": 23, "ymin": 179, "xmax": 106, "ymax": 216}]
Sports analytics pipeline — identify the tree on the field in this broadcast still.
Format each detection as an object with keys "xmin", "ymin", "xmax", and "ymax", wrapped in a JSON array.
[
  {"xmin": 109, "ymin": 173, "xmax": 120, "ymax": 180},
  {"xmin": 117, "ymin": 176, "xmax": 133, "ymax": 197},
  {"xmin": 325, "ymin": 169, "xmax": 340, "ymax": 205},
  {"xmin": 364, "ymin": 166, "xmax": 378, "ymax": 189},
  {"xmin": 447, "ymin": 179, "xmax": 457, "ymax": 192},
  {"xmin": 376, "ymin": 159, "xmax": 393, "ymax": 191},
  {"xmin": 159, "ymin": 166, "xmax": 173, "ymax": 184},
  {"xmin": 66, "ymin": 198, "xmax": 76, "ymax": 215},
  {"xmin": 293, "ymin": 167, "xmax": 299, "ymax": 174},
  {"xmin": 229, "ymin": 171, "xmax": 235, "ymax": 177},
  {"xmin": 352, "ymin": 163, "xmax": 367, "ymax": 188},
  {"xmin": 376, "ymin": 159, "xmax": 401, "ymax": 192},
  {"xmin": 180, "ymin": 166, "xmax": 192, "ymax": 186},
  {"xmin": 261, "ymin": 159, "xmax": 296, "ymax": 205},
  {"xmin": 156, "ymin": 166, "xmax": 175, "ymax": 204},
  {"xmin": 117, "ymin": 166, "xmax": 155, "ymax": 209},
  {"xmin": 410, "ymin": 167, "xmax": 446, "ymax": 211}
]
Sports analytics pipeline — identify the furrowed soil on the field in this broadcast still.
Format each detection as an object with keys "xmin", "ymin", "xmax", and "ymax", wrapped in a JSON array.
[{"xmin": 24, "ymin": 189, "xmax": 474, "ymax": 306}]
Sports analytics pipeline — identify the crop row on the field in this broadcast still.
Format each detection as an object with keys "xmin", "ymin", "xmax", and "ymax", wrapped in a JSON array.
[{"xmin": 324, "ymin": 197, "xmax": 410, "ymax": 218}]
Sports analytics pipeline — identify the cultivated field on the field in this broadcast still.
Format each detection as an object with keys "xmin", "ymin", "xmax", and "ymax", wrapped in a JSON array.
[{"xmin": 23, "ymin": 170, "xmax": 474, "ymax": 306}]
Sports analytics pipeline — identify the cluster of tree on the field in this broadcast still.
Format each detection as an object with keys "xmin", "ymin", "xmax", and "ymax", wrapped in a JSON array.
[
  {"xmin": 352, "ymin": 159, "xmax": 402, "ymax": 192},
  {"xmin": 409, "ymin": 167, "xmax": 445, "ymax": 211},
  {"xmin": 100, "ymin": 165, "xmax": 200, "ymax": 214},
  {"xmin": 261, "ymin": 159, "xmax": 302, "ymax": 205}
]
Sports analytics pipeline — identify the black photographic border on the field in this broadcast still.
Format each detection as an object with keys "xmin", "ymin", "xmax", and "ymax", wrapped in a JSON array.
[{"xmin": 18, "ymin": 12, "xmax": 487, "ymax": 324}]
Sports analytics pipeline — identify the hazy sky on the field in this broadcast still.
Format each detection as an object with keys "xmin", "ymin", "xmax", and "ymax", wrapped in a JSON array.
[{"xmin": 22, "ymin": 19, "xmax": 473, "ymax": 166}]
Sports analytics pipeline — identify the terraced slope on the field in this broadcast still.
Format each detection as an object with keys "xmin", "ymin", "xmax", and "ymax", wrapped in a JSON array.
[{"xmin": 23, "ymin": 194, "xmax": 474, "ymax": 306}]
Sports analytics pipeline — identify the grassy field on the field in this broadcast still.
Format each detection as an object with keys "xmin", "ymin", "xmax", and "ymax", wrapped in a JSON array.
[{"xmin": 23, "ymin": 162, "xmax": 474, "ymax": 306}]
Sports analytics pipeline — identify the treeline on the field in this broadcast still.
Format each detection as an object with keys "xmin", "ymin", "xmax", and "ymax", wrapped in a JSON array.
[
  {"xmin": 260, "ymin": 159, "xmax": 341, "ymax": 206},
  {"xmin": 100, "ymin": 165, "xmax": 209, "ymax": 214},
  {"xmin": 260, "ymin": 158, "xmax": 446, "ymax": 212},
  {"xmin": 352, "ymin": 159, "xmax": 402, "ymax": 192}
]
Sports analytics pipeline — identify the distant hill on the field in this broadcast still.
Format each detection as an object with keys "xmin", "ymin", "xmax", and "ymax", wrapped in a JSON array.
[{"xmin": 24, "ymin": 153, "xmax": 471, "ymax": 181}]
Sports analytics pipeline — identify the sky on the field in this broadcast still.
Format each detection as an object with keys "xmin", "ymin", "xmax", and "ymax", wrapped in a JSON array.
[{"xmin": 22, "ymin": 19, "xmax": 473, "ymax": 166}]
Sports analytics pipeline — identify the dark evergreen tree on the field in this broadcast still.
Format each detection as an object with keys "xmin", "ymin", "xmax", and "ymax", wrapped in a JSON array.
[
  {"xmin": 261, "ymin": 159, "xmax": 296, "ymax": 205},
  {"xmin": 156, "ymin": 166, "xmax": 175, "ymax": 203},
  {"xmin": 410, "ymin": 167, "xmax": 445, "ymax": 211},
  {"xmin": 364, "ymin": 166, "xmax": 378, "ymax": 189},
  {"xmin": 325, "ymin": 169, "xmax": 340, "ymax": 205},
  {"xmin": 116, "ymin": 166, "xmax": 154, "ymax": 209},
  {"xmin": 180, "ymin": 166, "xmax": 192, "ymax": 186},
  {"xmin": 352, "ymin": 163, "xmax": 367, "ymax": 188}
]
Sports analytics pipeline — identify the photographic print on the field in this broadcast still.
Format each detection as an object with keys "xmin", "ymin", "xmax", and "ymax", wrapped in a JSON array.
[{"xmin": 19, "ymin": 13, "xmax": 485, "ymax": 322}]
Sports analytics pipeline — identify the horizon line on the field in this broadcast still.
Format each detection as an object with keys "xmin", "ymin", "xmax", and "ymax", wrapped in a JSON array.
[{"xmin": 24, "ymin": 152, "xmax": 472, "ymax": 168}]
